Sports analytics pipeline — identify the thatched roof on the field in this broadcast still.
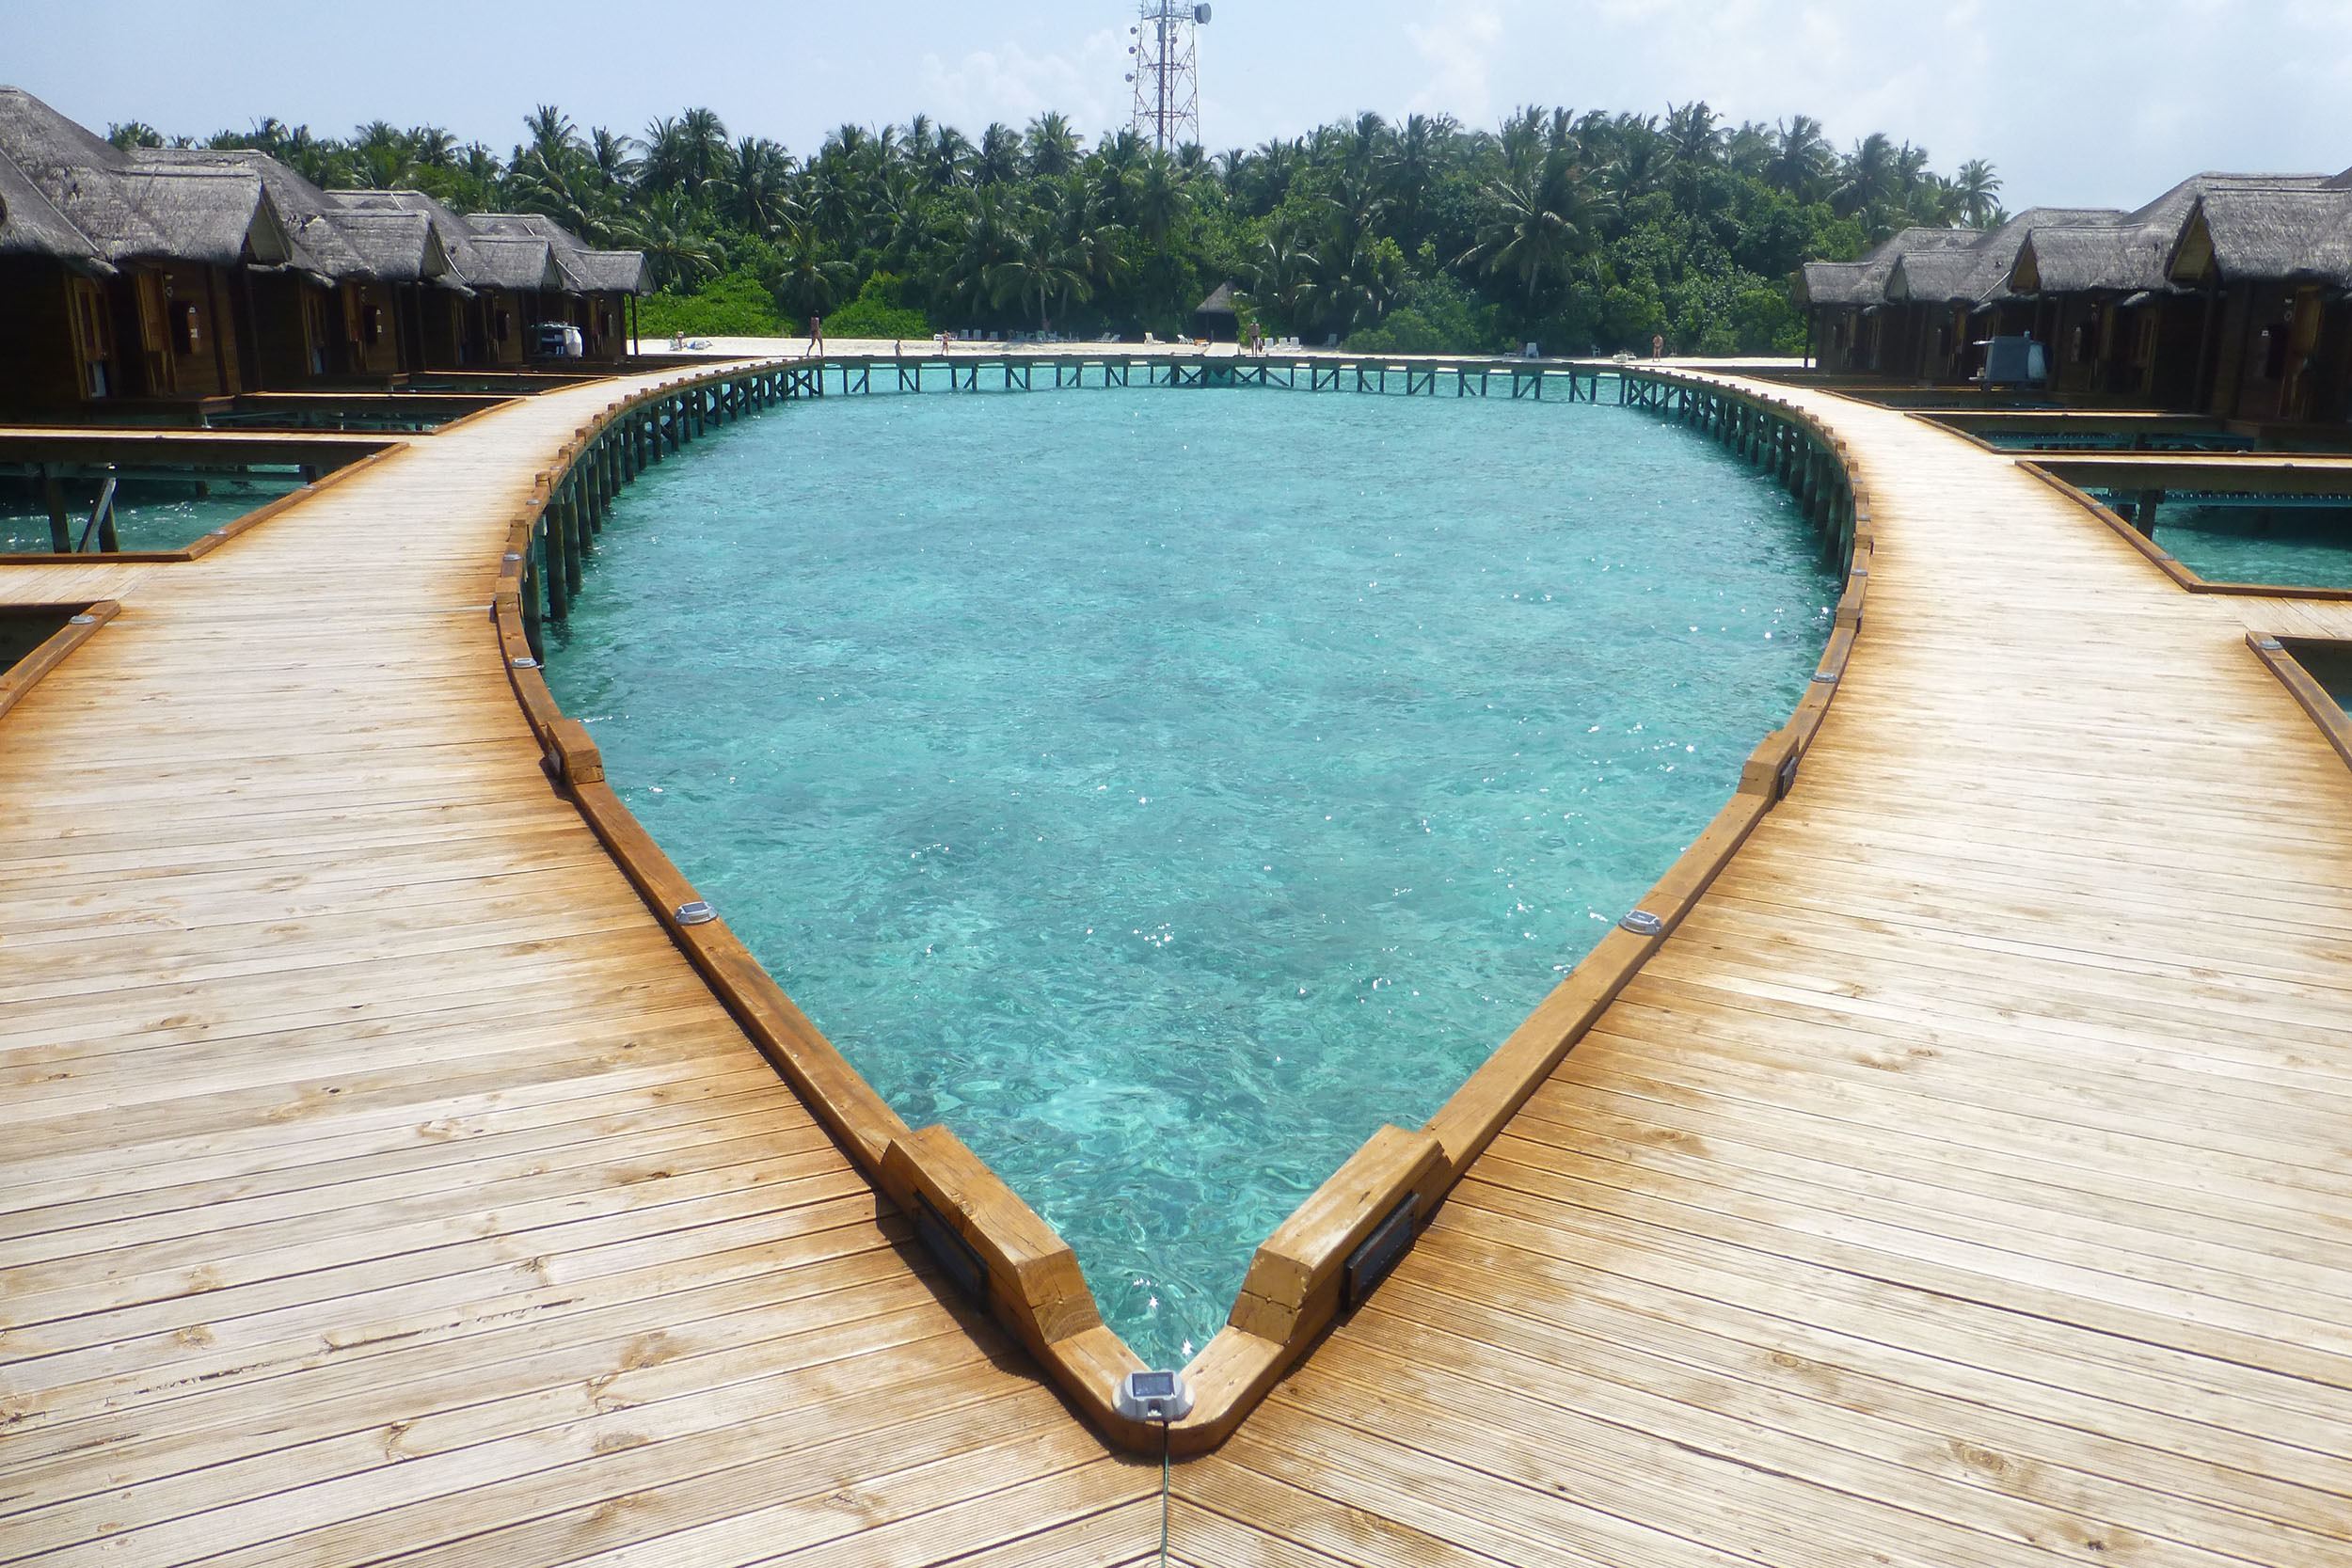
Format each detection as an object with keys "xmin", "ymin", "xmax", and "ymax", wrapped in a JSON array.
[
  {"xmin": 1800, "ymin": 227, "xmax": 1986, "ymax": 308},
  {"xmin": 464, "ymin": 210, "xmax": 645, "ymax": 293},
  {"xmin": 461, "ymin": 210, "xmax": 644, "ymax": 293},
  {"xmin": 1195, "ymin": 281, "xmax": 1236, "ymax": 316},
  {"xmin": 574, "ymin": 249, "xmax": 651, "ymax": 293},
  {"xmin": 0, "ymin": 144, "xmax": 106, "ymax": 269},
  {"xmin": 325, "ymin": 189, "xmax": 496, "ymax": 289},
  {"xmin": 466, "ymin": 234, "xmax": 566, "ymax": 292},
  {"xmin": 2010, "ymin": 225, "xmax": 2171, "ymax": 294},
  {"xmin": 139, "ymin": 148, "xmax": 373, "ymax": 281},
  {"xmin": 0, "ymin": 87, "xmax": 303, "ymax": 271},
  {"xmin": 0, "ymin": 85, "xmax": 160, "ymax": 260},
  {"xmin": 112, "ymin": 165, "xmax": 292, "ymax": 268},
  {"xmin": 322, "ymin": 208, "xmax": 454, "ymax": 284},
  {"xmin": 1798, "ymin": 261, "xmax": 1871, "ymax": 307},
  {"xmin": 2169, "ymin": 187, "xmax": 2352, "ymax": 287}
]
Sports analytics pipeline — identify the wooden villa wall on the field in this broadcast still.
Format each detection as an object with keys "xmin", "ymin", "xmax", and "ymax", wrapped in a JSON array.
[
  {"xmin": 108, "ymin": 261, "xmax": 246, "ymax": 398},
  {"xmin": 0, "ymin": 259, "xmax": 89, "ymax": 412},
  {"xmin": 246, "ymin": 273, "xmax": 333, "ymax": 388},
  {"xmin": 479, "ymin": 289, "xmax": 527, "ymax": 366},
  {"xmin": 340, "ymin": 278, "xmax": 403, "ymax": 376}
]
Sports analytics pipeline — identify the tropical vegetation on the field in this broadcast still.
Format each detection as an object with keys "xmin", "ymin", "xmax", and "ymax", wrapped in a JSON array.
[{"xmin": 108, "ymin": 103, "xmax": 2002, "ymax": 355}]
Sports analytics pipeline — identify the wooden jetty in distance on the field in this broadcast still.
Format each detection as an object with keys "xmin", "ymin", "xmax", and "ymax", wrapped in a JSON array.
[{"xmin": 3, "ymin": 352, "xmax": 2350, "ymax": 1564}]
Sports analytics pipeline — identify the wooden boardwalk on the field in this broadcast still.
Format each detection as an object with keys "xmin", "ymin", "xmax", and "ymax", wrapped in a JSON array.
[
  {"xmin": 1184, "ymin": 380, "xmax": 2352, "ymax": 1565},
  {"xmin": 5, "ymin": 368, "xmax": 2351, "ymax": 1564},
  {"xmin": 0, "ymin": 373, "xmax": 1157, "ymax": 1567}
]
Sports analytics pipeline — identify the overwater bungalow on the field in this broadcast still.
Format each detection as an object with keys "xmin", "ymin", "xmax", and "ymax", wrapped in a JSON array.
[
  {"xmin": 0, "ymin": 87, "xmax": 300, "ymax": 408},
  {"xmin": 461, "ymin": 211, "xmax": 646, "ymax": 360},
  {"xmin": 1802, "ymin": 210, "xmax": 2124, "ymax": 381},
  {"xmin": 0, "ymin": 86, "xmax": 647, "ymax": 416},
  {"xmin": 2166, "ymin": 181, "xmax": 2352, "ymax": 423},
  {"xmin": 1802, "ymin": 165, "xmax": 2352, "ymax": 433}
]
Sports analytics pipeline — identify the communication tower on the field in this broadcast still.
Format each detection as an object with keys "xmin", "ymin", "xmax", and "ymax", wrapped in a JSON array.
[{"xmin": 1127, "ymin": 2, "xmax": 1210, "ymax": 152}]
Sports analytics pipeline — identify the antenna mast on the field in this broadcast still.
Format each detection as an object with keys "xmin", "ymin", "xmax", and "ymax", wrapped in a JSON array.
[{"xmin": 1127, "ymin": 2, "xmax": 1209, "ymax": 152}]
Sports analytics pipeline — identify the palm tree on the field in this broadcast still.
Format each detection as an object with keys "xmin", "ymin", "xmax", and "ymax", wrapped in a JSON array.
[
  {"xmin": 1767, "ymin": 116, "xmax": 1831, "ymax": 200},
  {"xmin": 1832, "ymin": 133, "xmax": 1901, "ymax": 223},
  {"xmin": 772, "ymin": 223, "xmax": 855, "ymax": 319},
  {"xmin": 1130, "ymin": 150, "xmax": 1191, "ymax": 245},
  {"xmin": 985, "ymin": 216, "xmax": 1090, "ymax": 328},
  {"xmin": 975, "ymin": 122, "xmax": 1023, "ymax": 185},
  {"xmin": 106, "ymin": 121, "xmax": 164, "ymax": 150},
  {"xmin": 1953, "ymin": 159, "xmax": 2003, "ymax": 228},
  {"xmin": 718, "ymin": 135, "xmax": 796, "ymax": 236},
  {"xmin": 1025, "ymin": 112, "xmax": 1082, "ymax": 178},
  {"xmin": 1460, "ymin": 150, "xmax": 1596, "ymax": 309},
  {"xmin": 523, "ymin": 105, "xmax": 580, "ymax": 171},
  {"xmin": 617, "ymin": 191, "xmax": 719, "ymax": 289},
  {"xmin": 588, "ymin": 128, "xmax": 640, "ymax": 190},
  {"xmin": 677, "ymin": 107, "xmax": 730, "ymax": 194}
]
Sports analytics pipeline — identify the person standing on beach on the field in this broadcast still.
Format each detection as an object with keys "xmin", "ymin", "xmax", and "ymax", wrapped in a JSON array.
[
  {"xmin": 1651, "ymin": 333, "xmax": 1665, "ymax": 359},
  {"xmin": 807, "ymin": 314, "xmax": 825, "ymax": 356}
]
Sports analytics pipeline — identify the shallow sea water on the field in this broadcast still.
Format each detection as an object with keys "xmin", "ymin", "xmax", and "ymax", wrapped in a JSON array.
[
  {"xmin": 549, "ymin": 388, "xmax": 1836, "ymax": 1364},
  {"xmin": 0, "ymin": 476, "xmax": 304, "ymax": 554},
  {"xmin": 2150, "ymin": 504, "xmax": 2352, "ymax": 589}
]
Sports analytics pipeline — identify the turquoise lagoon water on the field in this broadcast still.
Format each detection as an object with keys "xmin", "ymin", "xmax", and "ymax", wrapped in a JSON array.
[
  {"xmin": 0, "ymin": 473, "xmax": 305, "ymax": 554},
  {"xmin": 548, "ymin": 388, "xmax": 1836, "ymax": 1364},
  {"xmin": 2148, "ymin": 504, "xmax": 2352, "ymax": 589}
]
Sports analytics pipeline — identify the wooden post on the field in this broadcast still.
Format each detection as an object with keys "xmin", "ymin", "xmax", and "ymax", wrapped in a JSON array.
[
  {"xmin": 542, "ymin": 511, "xmax": 568, "ymax": 621},
  {"xmin": 2133, "ymin": 489, "xmax": 2162, "ymax": 537},
  {"xmin": 40, "ymin": 467, "xmax": 71, "ymax": 553},
  {"xmin": 521, "ymin": 549, "xmax": 544, "ymax": 658}
]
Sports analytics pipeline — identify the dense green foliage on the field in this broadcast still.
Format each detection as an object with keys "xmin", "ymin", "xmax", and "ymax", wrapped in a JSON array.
[
  {"xmin": 112, "ymin": 103, "xmax": 2001, "ymax": 355},
  {"xmin": 635, "ymin": 271, "xmax": 785, "ymax": 339}
]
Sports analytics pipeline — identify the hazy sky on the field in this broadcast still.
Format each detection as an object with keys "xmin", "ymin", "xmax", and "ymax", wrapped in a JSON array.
[{"xmin": 9, "ymin": 0, "xmax": 2348, "ymax": 211}]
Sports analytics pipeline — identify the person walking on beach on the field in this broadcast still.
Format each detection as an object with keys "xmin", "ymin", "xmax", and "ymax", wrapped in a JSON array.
[{"xmin": 806, "ymin": 314, "xmax": 825, "ymax": 356}]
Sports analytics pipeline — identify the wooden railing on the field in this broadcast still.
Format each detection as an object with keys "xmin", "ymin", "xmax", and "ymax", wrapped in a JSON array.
[{"xmin": 495, "ymin": 357, "xmax": 1871, "ymax": 1454}]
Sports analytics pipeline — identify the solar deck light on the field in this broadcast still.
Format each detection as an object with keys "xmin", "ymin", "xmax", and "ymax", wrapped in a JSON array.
[
  {"xmin": 1113, "ymin": 1369, "xmax": 1194, "ymax": 1424},
  {"xmin": 1810, "ymin": 671, "xmax": 1840, "ymax": 684},
  {"xmin": 503, "ymin": 551, "xmax": 522, "ymax": 562},
  {"xmin": 510, "ymin": 655, "xmax": 540, "ymax": 669},
  {"xmin": 1619, "ymin": 910, "xmax": 1665, "ymax": 937},
  {"xmin": 68, "ymin": 613, "xmax": 95, "ymax": 625},
  {"xmin": 2256, "ymin": 637, "xmax": 2284, "ymax": 651},
  {"xmin": 675, "ymin": 899, "xmax": 718, "ymax": 926}
]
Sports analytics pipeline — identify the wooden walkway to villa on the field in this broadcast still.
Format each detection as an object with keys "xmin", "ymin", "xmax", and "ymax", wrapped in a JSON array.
[{"xmin": 5, "ymin": 364, "xmax": 2351, "ymax": 1564}]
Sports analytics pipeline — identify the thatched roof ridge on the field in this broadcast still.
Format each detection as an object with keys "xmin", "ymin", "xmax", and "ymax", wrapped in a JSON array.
[
  {"xmin": 0, "ymin": 144, "xmax": 105, "ymax": 269},
  {"xmin": 2122, "ymin": 170, "xmax": 2336, "ymax": 233},
  {"xmin": 2175, "ymin": 186, "xmax": 2352, "ymax": 286}
]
